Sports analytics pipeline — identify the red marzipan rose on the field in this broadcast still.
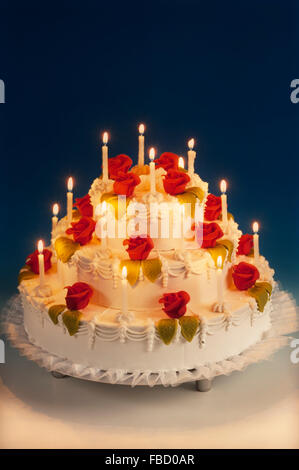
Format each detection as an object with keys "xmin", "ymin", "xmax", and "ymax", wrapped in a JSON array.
[
  {"xmin": 159, "ymin": 291, "xmax": 190, "ymax": 319},
  {"xmin": 108, "ymin": 154, "xmax": 133, "ymax": 180},
  {"xmin": 66, "ymin": 216, "xmax": 96, "ymax": 245},
  {"xmin": 163, "ymin": 169, "xmax": 190, "ymax": 195},
  {"xmin": 204, "ymin": 193, "xmax": 222, "ymax": 221},
  {"xmin": 113, "ymin": 172, "xmax": 141, "ymax": 197},
  {"xmin": 201, "ymin": 222, "xmax": 223, "ymax": 248},
  {"xmin": 26, "ymin": 249, "xmax": 52, "ymax": 274},
  {"xmin": 123, "ymin": 235, "xmax": 154, "ymax": 260},
  {"xmin": 65, "ymin": 282, "xmax": 93, "ymax": 310},
  {"xmin": 237, "ymin": 234, "xmax": 254, "ymax": 256},
  {"xmin": 232, "ymin": 262, "xmax": 260, "ymax": 291},
  {"xmin": 155, "ymin": 152, "xmax": 179, "ymax": 171},
  {"xmin": 74, "ymin": 194, "xmax": 93, "ymax": 217}
]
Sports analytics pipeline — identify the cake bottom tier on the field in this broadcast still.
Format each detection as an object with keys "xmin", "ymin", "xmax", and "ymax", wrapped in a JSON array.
[{"xmin": 21, "ymin": 293, "xmax": 272, "ymax": 374}]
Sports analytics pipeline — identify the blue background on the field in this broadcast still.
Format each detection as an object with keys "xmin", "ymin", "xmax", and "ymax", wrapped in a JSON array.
[{"xmin": 0, "ymin": 0, "xmax": 298, "ymax": 302}]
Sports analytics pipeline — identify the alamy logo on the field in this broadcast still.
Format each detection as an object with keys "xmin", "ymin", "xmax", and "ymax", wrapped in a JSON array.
[
  {"xmin": 0, "ymin": 339, "xmax": 5, "ymax": 363},
  {"xmin": 290, "ymin": 79, "xmax": 299, "ymax": 104},
  {"xmin": 290, "ymin": 339, "xmax": 299, "ymax": 364},
  {"xmin": 0, "ymin": 79, "xmax": 4, "ymax": 103}
]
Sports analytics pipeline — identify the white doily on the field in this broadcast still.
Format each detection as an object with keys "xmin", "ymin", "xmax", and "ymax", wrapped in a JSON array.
[{"xmin": 1, "ymin": 289, "xmax": 298, "ymax": 387}]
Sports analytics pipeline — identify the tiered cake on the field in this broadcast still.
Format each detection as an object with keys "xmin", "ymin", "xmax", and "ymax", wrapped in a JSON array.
[{"xmin": 18, "ymin": 130, "xmax": 275, "ymax": 384}]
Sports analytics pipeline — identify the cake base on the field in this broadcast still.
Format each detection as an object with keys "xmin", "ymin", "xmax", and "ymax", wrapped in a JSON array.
[{"xmin": 2, "ymin": 289, "xmax": 297, "ymax": 388}]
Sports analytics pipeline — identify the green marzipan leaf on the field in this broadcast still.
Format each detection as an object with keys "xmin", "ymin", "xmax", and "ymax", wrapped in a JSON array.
[
  {"xmin": 55, "ymin": 237, "xmax": 80, "ymax": 263},
  {"xmin": 18, "ymin": 266, "xmax": 36, "ymax": 284},
  {"xmin": 256, "ymin": 281, "xmax": 273, "ymax": 296},
  {"xmin": 156, "ymin": 318, "xmax": 178, "ymax": 345},
  {"xmin": 175, "ymin": 192, "xmax": 197, "ymax": 218},
  {"xmin": 119, "ymin": 260, "xmax": 141, "ymax": 286},
  {"xmin": 248, "ymin": 282, "xmax": 272, "ymax": 312},
  {"xmin": 48, "ymin": 304, "xmax": 66, "ymax": 325},
  {"xmin": 141, "ymin": 258, "xmax": 162, "ymax": 283},
  {"xmin": 62, "ymin": 310, "xmax": 81, "ymax": 336},
  {"xmin": 207, "ymin": 244, "xmax": 227, "ymax": 267},
  {"xmin": 217, "ymin": 239, "xmax": 234, "ymax": 262},
  {"xmin": 179, "ymin": 316, "xmax": 199, "ymax": 342},
  {"xmin": 100, "ymin": 192, "xmax": 131, "ymax": 220},
  {"xmin": 185, "ymin": 186, "xmax": 205, "ymax": 203}
]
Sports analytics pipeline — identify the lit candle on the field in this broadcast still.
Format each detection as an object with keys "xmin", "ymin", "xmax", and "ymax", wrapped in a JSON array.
[
  {"xmin": 37, "ymin": 240, "xmax": 45, "ymax": 287},
  {"xmin": 67, "ymin": 177, "xmax": 73, "ymax": 226},
  {"xmin": 220, "ymin": 179, "xmax": 228, "ymax": 229},
  {"xmin": 138, "ymin": 124, "xmax": 145, "ymax": 166},
  {"xmin": 52, "ymin": 203, "xmax": 59, "ymax": 232},
  {"xmin": 149, "ymin": 147, "xmax": 156, "ymax": 195},
  {"xmin": 188, "ymin": 138, "xmax": 196, "ymax": 176},
  {"xmin": 252, "ymin": 221, "xmax": 259, "ymax": 264},
  {"xmin": 178, "ymin": 156, "xmax": 185, "ymax": 169},
  {"xmin": 121, "ymin": 266, "xmax": 128, "ymax": 315},
  {"xmin": 101, "ymin": 201, "xmax": 108, "ymax": 249},
  {"xmin": 102, "ymin": 131, "xmax": 109, "ymax": 182},
  {"xmin": 216, "ymin": 255, "xmax": 224, "ymax": 305}
]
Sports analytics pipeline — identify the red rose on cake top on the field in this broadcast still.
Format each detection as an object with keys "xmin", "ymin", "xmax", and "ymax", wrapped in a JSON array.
[
  {"xmin": 26, "ymin": 249, "xmax": 52, "ymax": 274},
  {"xmin": 108, "ymin": 154, "xmax": 133, "ymax": 180},
  {"xmin": 155, "ymin": 152, "xmax": 179, "ymax": 172},
  {"xmin": 237, "ymin": 234, "xmax": 254, "ymax": 256},
  {"xmin": 123, "ymin": 235, "xmax": 154, "ymax": 260},
  {"xmin": 200, "ymin": 222, "xmax": 224, "ymax": 248},
  {"xmin": 65, "ymin": 282, "xmax": 93, "ymax": 310},
  {"xmin": 66, "ymin": 216, "xmax": 96, "ymax": 245},
  {"xmin": 113, "ymin": 172, "xmax": 141, "ymax": 197},
  {"xmin": 163, "ymin": 169, "xmax": 190, "ymax": 195},
  {"xmin": 159, "ymin": 291, "xmax": 190, "ymax": 319},
  {"xmin": 232, "ymin": 262, "xmax": 260, "ymax": 290},
  {"xmin": 204, "ymin": 194, "xmax": 222, "ymax": 221},
  {"xmin": 74, "ymin": 194, "xmax": 93, "ymax": 218}
]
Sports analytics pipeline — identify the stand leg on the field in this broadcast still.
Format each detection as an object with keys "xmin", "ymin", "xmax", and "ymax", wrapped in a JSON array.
[
  {"xmin": 196, "ymin": 379, "xmax": 212, "ymax": 392},
  {"xmin": 51, "ymin": 371, "xmax": 69, "ymax": 379}
]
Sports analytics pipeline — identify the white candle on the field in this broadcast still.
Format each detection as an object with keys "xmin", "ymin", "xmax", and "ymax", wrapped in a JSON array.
[
  {"xmin": 121, "ymin": 266, "xmax": 128, "ymax": 315},
  {"xmin": 188, "ymin": 138, "xmax": 196, "ymax": 176},
  {"xmin": 220, "ymin": 179, "xmax": 228, "ymax": 229},
  {"xmin": 216, "ymin": 255, "xmax": 224, "ymax": 304},
  {"xmin": 67, "ymin": 177, "xmax": 73, "ymax": 226},
  {"xmin": 178, "ymin": 156, "xmax": 185, "ymax": 169},
  {"xmin": 149, "ymin": 147, "xmax": 156, "ymax": 195},
  {"xmin": 101, "ymin": 201, "xmax": 108, "ymax": 249},
  {"xmin": 138, "ymin": 124, "xmax": 145, "ymax": 166},
  {"xmin": 52, "ymin": 203, "xmax": 59, "ymax": 232},
  {"xmin": 37, "ymin": 240, "xmax": 45, "ymax": 287},
  {"xmin": 253, "ymin": 221, "xmax": 259, "ymax": 264},
  {"xmin": 102, "ymin": 131, "xmax": 109, "ymax": 182}
]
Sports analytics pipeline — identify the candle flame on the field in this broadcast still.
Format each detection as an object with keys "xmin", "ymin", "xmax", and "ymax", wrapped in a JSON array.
[
  {"xmin": 103, "ymin": 131, "xmax": 108, "ymax": 144},
  {"xmin": 122, "ymin": 266, "xmax": 127, "ymax": 279},
  {"xmin": 178, "ymin": 157, "xmax": 185, "ymax": 169},
  {"xmin": 149, "ymin": 147, "xmax": 155, "ymax": 161},
  {"xmin": 37, "ymin": 240, "xmax": 44, "ymax": 254},
  {"xmin": 67, "ymin": 177, "xmax": 73, "ymax": 192},
  {"xmin": 53, "ymin": 203, "xmax": 59, "ymax": 216},
  {"xmin": 139, "ymin": 123, "xmax": 145, "ymax": 134},
  {"xmin": 253, "ymin": 221, "xmax": 259, "ymax": 233},
  {"xmin": 217, "ymin": 255, "xmax": 223, "ymax": 269},
  {"xmin": 188, "ymin": 138, "xmax": 195, "ymax": 149},
  {"xmin": 220, "ymin": 179, "xmax": 227, "ymax": 194}
]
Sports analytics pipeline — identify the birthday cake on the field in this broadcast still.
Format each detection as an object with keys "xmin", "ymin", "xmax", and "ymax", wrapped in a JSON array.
[{"xmin": 18, "ymin": 128, "xmax": 275, "ymax": 385}]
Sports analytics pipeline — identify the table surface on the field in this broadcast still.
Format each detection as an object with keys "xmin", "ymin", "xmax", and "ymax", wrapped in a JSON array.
[{"xmin": 0, "ymin": 335, "xmax": 298, "ymax": 449}]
